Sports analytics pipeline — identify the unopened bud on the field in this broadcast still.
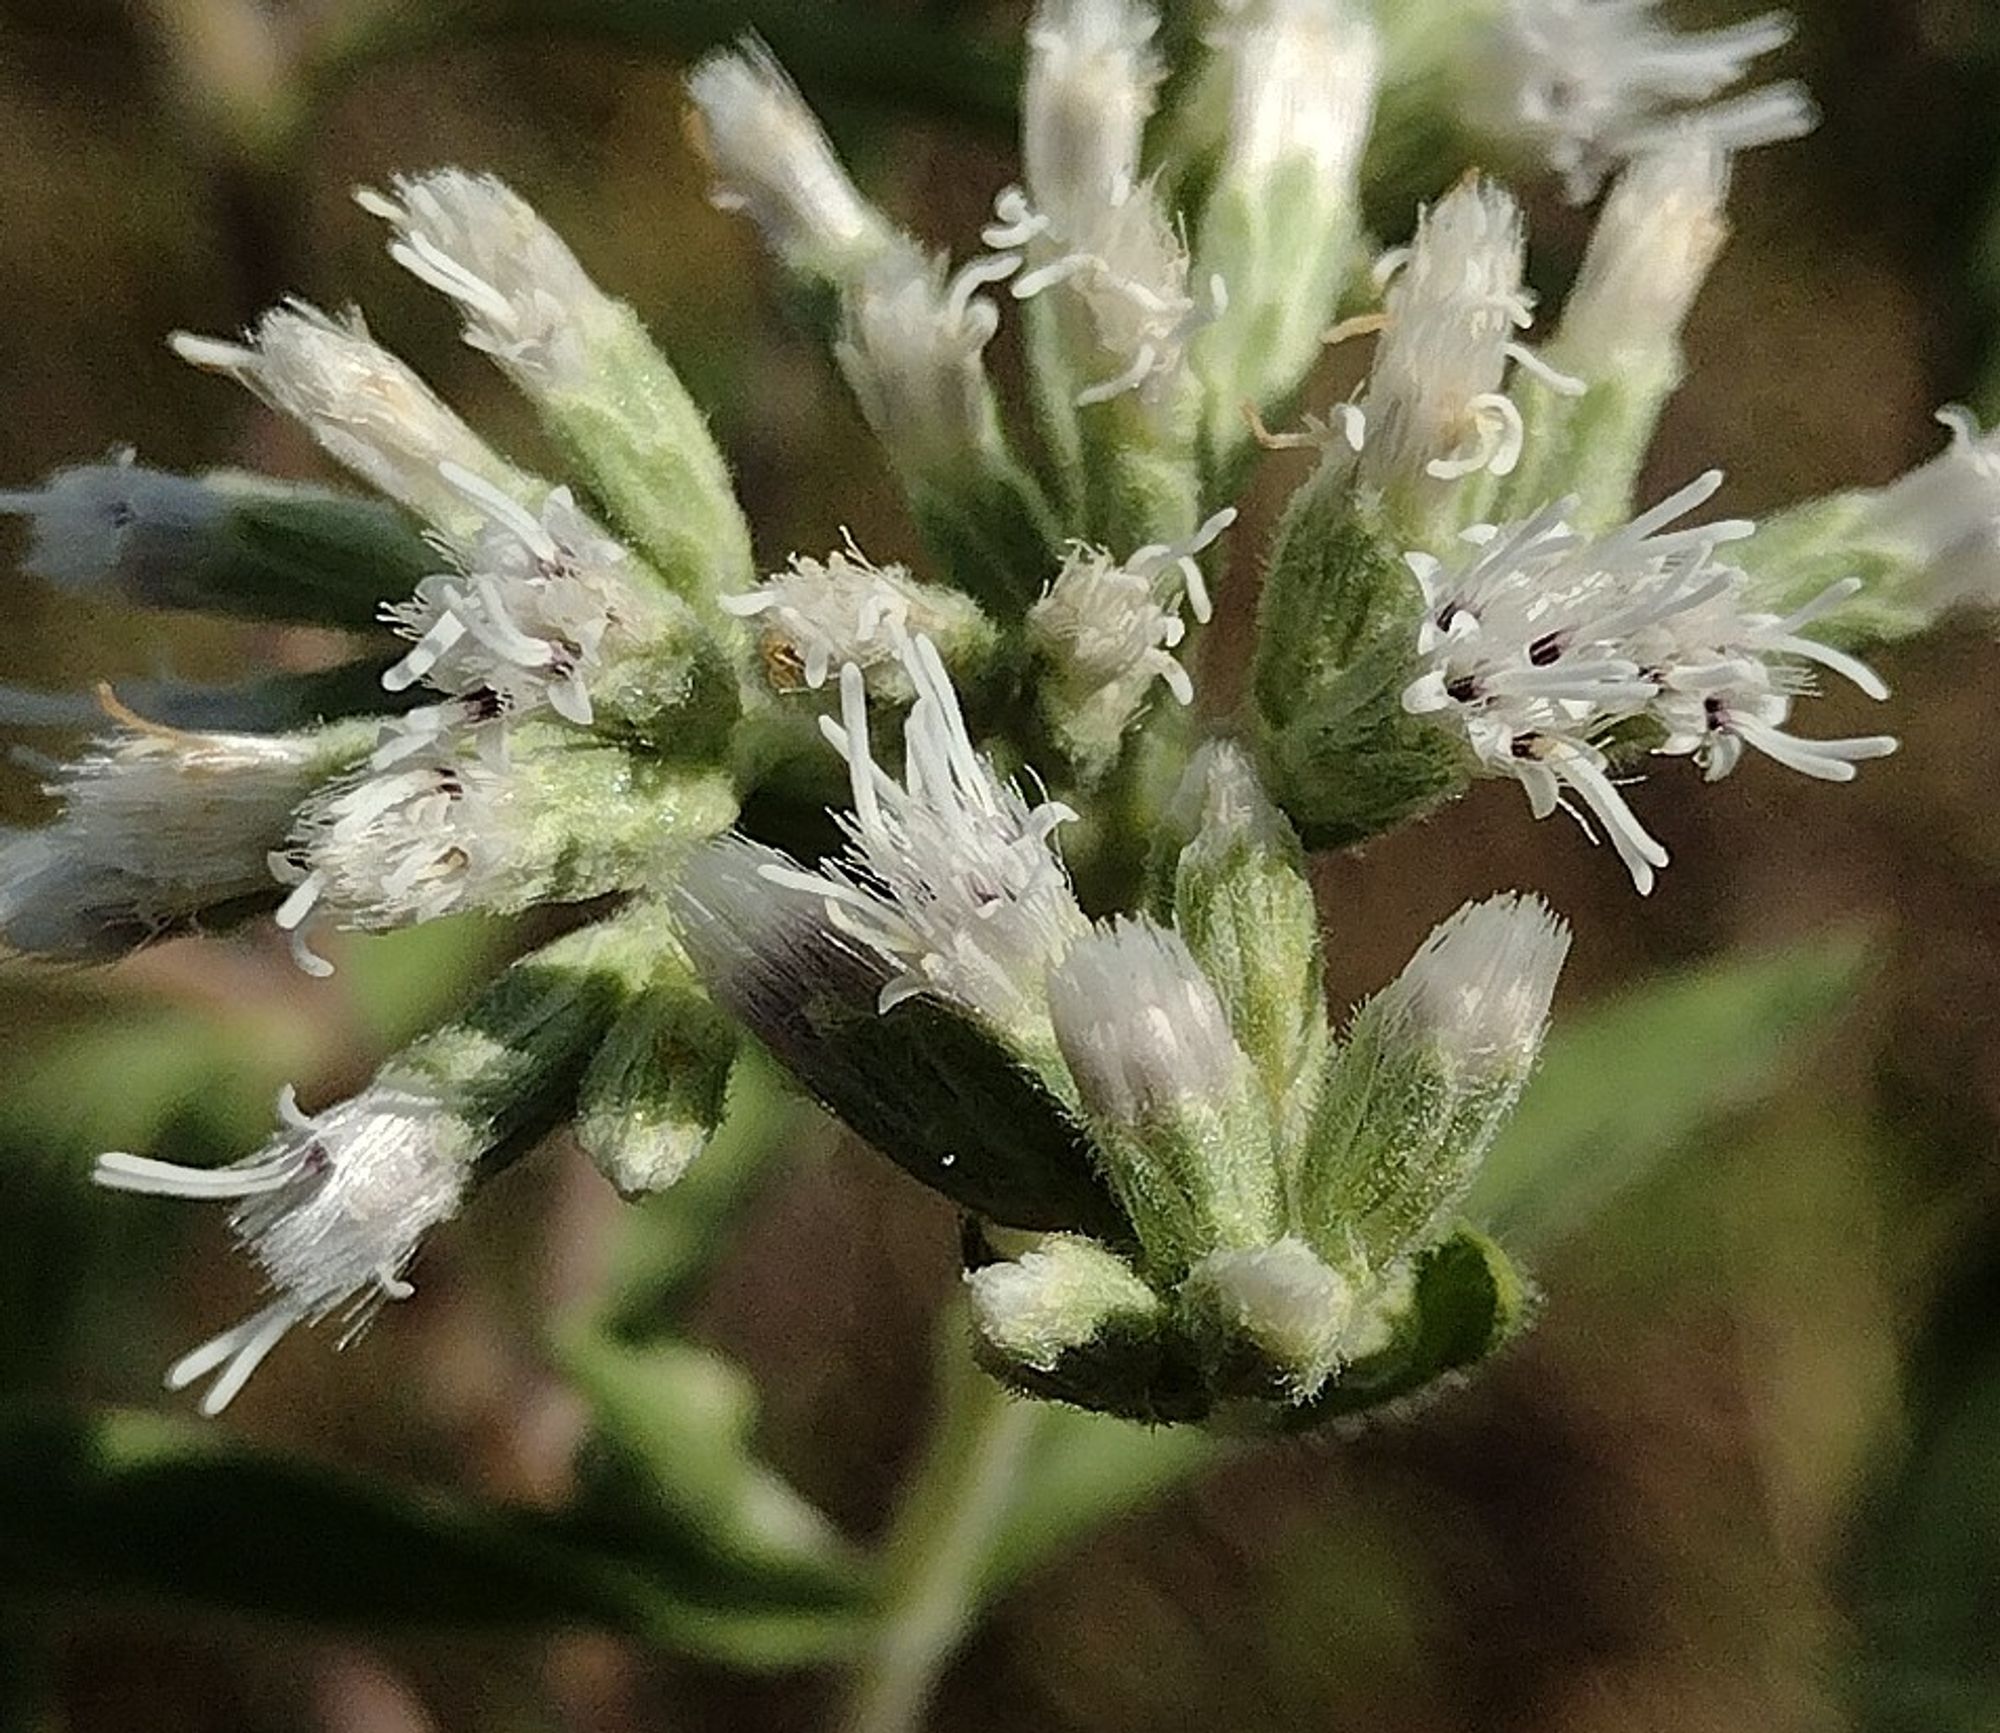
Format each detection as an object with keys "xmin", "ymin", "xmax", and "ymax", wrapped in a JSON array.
[
  {"xmin": 1048, "ymin": 917, "xmax": 1282, "ymax": 1274},
  {"xmin": 0, "ymin": 460, "xmax": 434, "ymax": 629},
  {"xmin": 1297, "ymin": 894, "xmax": 1568, "ymax": 1265}
]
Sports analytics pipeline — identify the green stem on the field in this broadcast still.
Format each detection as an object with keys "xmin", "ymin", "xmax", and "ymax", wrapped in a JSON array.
[{"xmin": 836, "ymin": 1369, "xmax": 1042, "ymax": 1733}]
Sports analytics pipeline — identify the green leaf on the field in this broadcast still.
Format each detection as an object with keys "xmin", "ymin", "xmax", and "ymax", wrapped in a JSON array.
[
  {"xmin": 1288, "ymin": 1228, "xmax": 1533, "ymax": 1428},
  {"xmin": 978, "ymin": 1405, "xmax": 1220, "ymax": 1599},
  {"xmin": 1473, "ymin": 937, "xmax": 1870, "ymax": 1250},
  {"xmin": 1847, "ymin": 1253, "xmax": 2000, "ymax": 1732},
  {"xmin": 558, "ymin": 1331, "xmax": 864, "ymax": 1602},
  {"xmin": 0, "ymin": 1403, "xmax": 865, "ymax": 1667}
]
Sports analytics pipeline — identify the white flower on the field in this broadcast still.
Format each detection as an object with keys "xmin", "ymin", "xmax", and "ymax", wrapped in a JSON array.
[
  {"xmin": 1377, "ymin": 892, "xmax": 1570, "ymax": 1077},
  {"xmin": 722, "ymin": 541, "xmax": 984, "ymax": 697},
  {"xmin": 0, "ymin": 716, "xmax": 364, "ymax": 959},
  {"xmin": 1029, "ymin": 508, "xmax": 1238, "ymax": 714},
  {"xmin": 1019, "ymin": 0, "xmax": 1163, "ymax": 234},
  {"xmin": 755, "ymin": 632, "xmax": 1088, "ymax": 1034},
  {"xmin": 356, "ymin": 170, "xmax": 617, "ymax": 392},
  {"xmin": 985, "ymin": 0, "xmax": 1216, "ymax": 408},
  {"xmin": 270, "ymin": 743, "xmax": 513, "ymax": 973},
  {"xmin": 382, "ymin": 463, "xmax": 646, "ymax": 727},
  {"xmin": 1552, "ymin": 132, "xmax": 1731, "ymax": 375},
  {"xmin": 1208, "ymin": 0, "xmax": 1380, "ymax": 189},
  {"xmin": 1863, "ymin": 407, "xmax": 2000, "ymax": 609},
  {"xmin": 1487, "ymin": 0, "xmax": 1815, "ymax": 201},
  {"xmin": 1403, "ymin": 472, "xmax": 1896, "ymax": 891},
  {"xmin": 170, "ymin": 303, "xmax": 531, "ymax": 541},
  {"xmin": 1046, "ymin": 916, "xmax": 1252, "ymax": 1128},
  {"xmin": 95, "ymin": 1083, "xmax": 478, "ymax": 1414},
  {"xmin": 1355, "ymin": 177, "xmax": 1579, "ymax": 489},
  {"xmin": 835, "ymin": 242, "xmax": 1019, "ymax": 470},
  {"xmin": 685, "ymin": 41, "xmax": 899, "ymax": 280}
]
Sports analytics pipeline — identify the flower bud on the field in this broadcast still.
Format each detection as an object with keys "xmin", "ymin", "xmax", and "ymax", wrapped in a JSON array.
[
  {"xmin": 0, "ymin": 714, "xmax": 374, "ymax": 960},
  {"xmin": 359, "ymin": 171, "xmax": 755, "ymax": 613},
  {"xmin": 0, "ymin": 459, "xmax": 434, "ymax": 629},
  {"xmin": 1287, "ymin": 1227, "xmax": 1533, "ymax": 1427},
  {"xmin": 685, "ymin": 42, "xmax": 902, "ymax": 285},
  {"xmin": 1167, "ymin": 744, "xmax": 1328, "ymax": 1150},
  {"xmin": 1178, "ymin": 1236, "xmax": 1354, "ymax": 1400},
  {"xmin": 966, "ymin": 1232, "xmax": 1166, "ymax": 1384},
  {"xmin": 1192, "ymin": 0, "xmax": 1381, "ymax": 477},
  {"xmin": 1047, "ymin": 918, "xmax": 1282, "ymax": 1276},
  {"xmin": 1502, "ymin": 135, "xmax": 1732, "ymax": 529},
  {"xmin": 1297, "ymin": 895, "xmax": 1569, "ymax": 1266},
  {"xmin": 171, "ymin": 303, "xmax": 535, "ymax": 544},
  {"xmin": 575, "ymin": 925, "xmax": 739, "ymax": 1199}
]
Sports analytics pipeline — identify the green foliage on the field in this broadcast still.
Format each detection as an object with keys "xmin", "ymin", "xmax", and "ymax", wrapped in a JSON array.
[
  {"xmin": 1847, "ymin": 1253, "xmax": 2000, "ymax": 1732},
  {"xmin": 1472, "ymin": 936, "xmax": 1873, "ymax": 1247},
  {"xmin": 0, "ymin": 1404, "xmax": 864, "ymax": 1666}
]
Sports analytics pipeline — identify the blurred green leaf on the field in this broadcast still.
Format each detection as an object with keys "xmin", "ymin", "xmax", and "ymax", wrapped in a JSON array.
[
  {"xmin": 559, "ymin": 1331, "xmax": 864, "ymax": 1600},
  {"xmin": 1473, "ymin": 936, "xmax": 1871, "ymax": 1249},
  {"xmin": 1848, "ymin": 1252, "xmax": 2000, "ymax": 1733},
  {"xmin": 0, "ymin": 1403, "xmax": 865, "ymax": 1667},
  {"xmin": 979, "ymin": 1404, "xmax": 1219, "ymax": 1599}
]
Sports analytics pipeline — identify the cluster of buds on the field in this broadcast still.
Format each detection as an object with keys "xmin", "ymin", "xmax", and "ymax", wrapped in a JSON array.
[{"xmin": 2, "ymin": 0, "xmax": 1992, "ymax": 1422}]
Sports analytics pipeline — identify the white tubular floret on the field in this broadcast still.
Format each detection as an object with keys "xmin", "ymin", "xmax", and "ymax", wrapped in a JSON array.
[
  {"xmin": 1402, "ymin": 473, "xmax": 1896, "ymax": 891},
  {"xmin": 95, "ymin": 1083, "xmax": 479, "ymax": 1414},
  {"xmin": 1357, "ymin": 177, "xmax": 1574, "ymax": 491},
  {"xmin": 170, "ymin": 303, "xmax": 533, "ymax": 542},
  {"xmin": 1483, "ymin": 0, "xmax": 1815, "ymax": 200},
  {"xmin": 756, "ymin": 633, "xmax": 1088, "ymax": 1034},
  {"xmin": 686, "ymin": 41, "xmax": 899, "ymax": 281}
]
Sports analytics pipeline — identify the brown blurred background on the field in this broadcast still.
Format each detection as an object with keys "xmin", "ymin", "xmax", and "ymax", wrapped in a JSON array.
[{"xmin": 3, "ymin": 0, "xmax": 1999, "ymax": 1729}]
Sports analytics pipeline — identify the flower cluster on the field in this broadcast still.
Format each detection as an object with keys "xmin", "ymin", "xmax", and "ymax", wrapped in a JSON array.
[
  {"xmin": 0, "ymin": 0, "xmax": 1986, "ymax": 1427},
  {"xmin": 1401, "ymin": 473, "xmax": 1896, "ymax": 891}
]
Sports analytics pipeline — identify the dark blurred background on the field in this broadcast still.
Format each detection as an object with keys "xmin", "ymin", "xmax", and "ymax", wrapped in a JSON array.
[{"xmin": 3, "ymin": 0, "xmax": 2000, "ymax": 1728}]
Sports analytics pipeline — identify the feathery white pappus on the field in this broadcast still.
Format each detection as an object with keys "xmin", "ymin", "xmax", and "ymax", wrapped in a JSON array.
[
  {"xmin": 170, "ymin": 303, "xmax": 531, "ymax": 540},
  {"xmin": 755, "ymin": 633, "xmax": 1088, "ymax": 1033},
  {"xmin": 94, "ymin": 1084, "xmax": 478, "ymax": 1415},
  {"xmin": 1402, "ymin": 472, "xmax": 1896, "ymax": 891},
  {"xmin": 1486, "ymin": 0, "xmax": 1814, "ymax": 201}
]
